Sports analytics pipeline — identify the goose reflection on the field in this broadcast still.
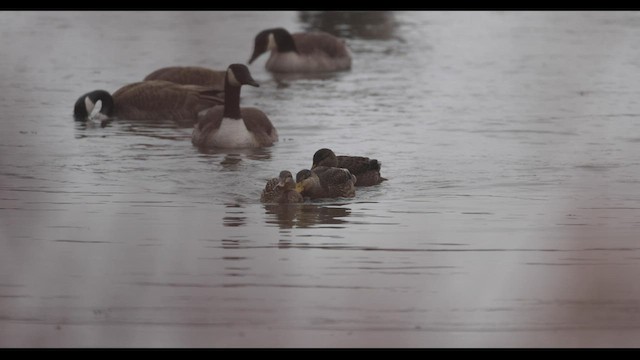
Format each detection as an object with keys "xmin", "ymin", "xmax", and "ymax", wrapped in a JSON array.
[
  {"xmin": 74, "ymin": 119, "xmax": 110, "ymax": 138},
  {"xmin": 270, "ymin": 71, "xmax": 345, "ymax": 87},
  {"xmin": 197, "ymin": 147, "xmax": 273, "ymax": 170},
  {"xmin": 298, "ymin": 11, "xmax": 397, "ymax": 40},
  {"xmin": 74, "ymin": 117, "xmax": 191, "ymax": 140},
  {"xmin": 264, "ymin": 203, "xmax": 351, "ymax": 229},
  {"xmin": 199, "ymin": 146, "xmax": 272, "ymax": 159}
]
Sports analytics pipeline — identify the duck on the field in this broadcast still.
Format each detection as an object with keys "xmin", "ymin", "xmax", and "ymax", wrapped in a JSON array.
[
  {"xmin": 73, "ymin": 80, "xmax": 223, "ymax": 126},
  {"xmin": 192, "ymin": 64, "xmax": 278, "ymax": 149},
  {"xmin": 312, "ymin": 148, "xmax": 386, "ymax": 187},
  {"xmin": 248, "ymin": 28, "xmax": 352, "ymax": 73},
  {"xmin": 144, "ymin": 66, "xmax": 226, "ymax": 91},
  {"xmin": 261, "ymin": 170, "xmax": 304, "ymax": 204},
  {"xmin": 295, "ymin": 167, "xmax": 356, "ymax": 200}
]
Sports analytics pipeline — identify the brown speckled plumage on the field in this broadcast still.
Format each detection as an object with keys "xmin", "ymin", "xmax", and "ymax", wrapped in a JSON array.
[
  {"xmin": 261, "ymin": 171, "xmax": 303, "ymax": 204},
  {"xmin": 312, "ymin": 148, "xmax": 386, "ymax": 187},
  {"xmin": 296, "ymin": 167, "xmax": 356, "ymax": 199}
]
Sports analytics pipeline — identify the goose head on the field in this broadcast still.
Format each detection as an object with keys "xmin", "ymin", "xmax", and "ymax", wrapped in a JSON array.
[
  {"xmin": 226, "ymin": 63, "xmax": 259, "ymax": 88},
  {"xmin": 73, "ymin": 90, "xmax": 114, "ymax": 122},
  {"xmin": 248, "ymin": 28, "xmax": 298, "ymax": 64}
]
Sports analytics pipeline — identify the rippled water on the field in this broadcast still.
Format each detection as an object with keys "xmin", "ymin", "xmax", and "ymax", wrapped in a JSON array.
[{"xmin": 2, "ymin": 11, "xmax": 640, "ymax": 347}]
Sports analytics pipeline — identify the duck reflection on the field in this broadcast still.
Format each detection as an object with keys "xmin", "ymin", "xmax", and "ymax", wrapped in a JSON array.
[
  {"xmin": 264, "ymin": 203, "xmax": 351, "ymax": 229},
  {"xmin": 298, "ymin": 11, "xmax": 397, "ymax": 40},
  {"xmin": 223, "ymin": 202, "xmax": 246, "ymax": 227}
]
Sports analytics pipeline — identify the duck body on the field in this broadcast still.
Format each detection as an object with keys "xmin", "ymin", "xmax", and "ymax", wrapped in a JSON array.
[
  {"xmin": 261, "ymin": 171, "xmax": 304, "ymax": 204},
  {"xmin": 192, "ymin": 64, "xmax": 278, "ymax": 149},
  {"xmin": 313, "ymin": 148, "xmax": 386, "ymax": 187},
  {"xmin": 295, "ymin": 167, "xmax": 356, "ymax": 200},
  {"xmin": 73, "ymin": 80, "xmax": 223, "ymax": 125},
  {"xmin": 249, "ymin": 28, "xmax": 352, "ymax": 73}
]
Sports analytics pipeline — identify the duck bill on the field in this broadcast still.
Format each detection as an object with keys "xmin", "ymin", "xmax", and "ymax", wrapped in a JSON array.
[{"xmin": 295, "ymin": 183, "xmax": 305, "ymax": 193}]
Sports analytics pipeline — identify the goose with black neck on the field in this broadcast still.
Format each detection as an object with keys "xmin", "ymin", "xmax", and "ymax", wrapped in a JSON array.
[
  {"xmin": 248, "ymin": 27, "xmax": 352, "ymax": 73},
  {"xmin": 192, "ymin": 64, "xmax": 278, "ymax": 149}
]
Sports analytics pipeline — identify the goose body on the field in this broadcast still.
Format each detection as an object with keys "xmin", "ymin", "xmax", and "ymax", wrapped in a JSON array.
[
  {"xmin": 192, "ymin": 64, "xmax": 278, "ymax": 149},
  {"xmin": 144, "ymin": 66, "xmax": 226, "ymax": 91},
  {"xmin": 249, "ymin": 28, "xmax": 352, "ymax": 73},
  {"xmin": 261, "ymin": 171, "xmax": 304, "ymax": 204},
  {"xmin": 312, "ymin": 148, "xmax": 386, "ymax": 187},
  {"xmin": 295, "ymin": 167, "xmax": 356, "ymax": 200},
  {"xmin": 73, "ymin": 80, "xmax": 223, "ymax": 125}
]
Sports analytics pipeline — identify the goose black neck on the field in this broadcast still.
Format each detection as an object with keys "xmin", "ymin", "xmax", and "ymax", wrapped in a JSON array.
[
  {"xmin": 223, "ymin": 78, "xmax": 242, "ymax": 119},
  {"xmin": 94, "ymin": 91, "xmax": 114, "ymax": 117},
  {"xmin": 275, "ymin": 30, "xmax": 298, "ymax": 54}
]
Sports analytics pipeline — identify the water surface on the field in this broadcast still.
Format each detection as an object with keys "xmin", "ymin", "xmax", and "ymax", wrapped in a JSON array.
[{"xmin": 1, "ymin": 11, "xmax": 640, "ymax": 347}]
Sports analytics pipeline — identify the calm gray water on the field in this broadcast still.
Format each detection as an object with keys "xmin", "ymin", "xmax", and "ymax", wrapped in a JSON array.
[{"xmin": 2, "ymin": 11, "xmax": 640, "ymax": 347}]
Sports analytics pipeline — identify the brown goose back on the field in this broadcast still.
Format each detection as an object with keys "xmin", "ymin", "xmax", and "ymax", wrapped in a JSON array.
[
  {"xmin": 111, "ymin": 80, "xmax": 223, "ymax": 125},
  {"xmin": 292, "ymin": 32, "xmax": 351, "ymax": 59},
  {"xmin": 144, "ymin": 66, "xmax": 226, "ymax": 90}
]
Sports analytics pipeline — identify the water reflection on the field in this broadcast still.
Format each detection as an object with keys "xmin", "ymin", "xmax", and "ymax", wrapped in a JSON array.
[
  {"xmin": 220, "ymin": 154, "xmax": 243, "ymax": 169},
  {"xmin": 298, "ymin": 11, "xmax": 397, "ymax": 40},
  {"xmin": 73, "ymin": 119, "xmax": 112, "ymax": 137},
  {"xmin": 74, "ymin": 118, "xmax": 190, "ymax": 140},
  {"xmin": 263, "ymin": 203, "xmax": 302, "ymax": 229},
  {"xmin": 6, "ymin": 11, "xmax": 640, "ymax": 347},
  {"xmin": 264, "ymin": 203, "xmax": 351, "ymax": 229},
  {"xmin": 270, "ymin": 72, "xmax": 344, "ymax": 88},
  {"xmin": 223, "ymin": 202, "xmax": 246, "ymax": 227},
  {"xmin": 196, "ymin": 146, "xmax": 273, "ymax": 163}
]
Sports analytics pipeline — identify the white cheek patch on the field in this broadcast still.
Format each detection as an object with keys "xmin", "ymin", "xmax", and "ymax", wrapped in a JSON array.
[
  {"xmin": 93, "ymin": 112, "xmax": 109, "ymax": 121},
  {"xmin": 267, "ymin": 33, "xmax": 277, "ymax": 51},
  {"xmin": 88, "ymin": 100, "xmax": 105, "ymax": 120},
  {"xmin": 84, "ymin": 96, "xmax": 95, "ymax": 115},
  {"xmin": 227, "ymin": 69, "xmax": 241, "ymax": 87}
]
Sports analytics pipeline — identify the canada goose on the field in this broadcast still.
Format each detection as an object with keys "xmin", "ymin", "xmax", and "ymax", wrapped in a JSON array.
[
  {"xmin": 248, "ymin": 28, "xmax": 352, "ymax": 73},
  {"xmin": 192, "ymin": 64, "xmax": 278, "ymax": 149},
  {"xmin": 144, "ymin": 66, "xmax": 226, "ymax": 91},
  {"xmin": 261, "ymin": 170, "xmax": 304, "ymax": 204},
  {"xmin": 295, "ymin": 167, "xmax": 356, "ymax": 199},
  {"xmin": 73, "ymin": 80, "xmax": 223, "ymax": 125},
  {"xmin": 312, "ymin": 148, "xmax": 386, "ymax": 187}
]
